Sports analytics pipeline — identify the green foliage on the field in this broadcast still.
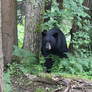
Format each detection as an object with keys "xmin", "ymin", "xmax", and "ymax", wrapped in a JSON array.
[
  {"xmin": 4, "ymin": 71, "xmax": 12, "ymax": 92},
  {"xmin": 51, "ymin": 53, "xmax": 92, "ymax": 76},
  {"xmin": 4, "ymin": 63, "xmax": 20, "ymax": 92},
  {"xmin": 4, "ymin": 62, "xmax": 28, "ymax": 92},
  {"xmin": 17, "ymin": 22, "xmax": 24, "ymax": 48},
  {"xmin": 13, "ymin": 46, "xmax": 45, "ymax": 74},
  {"xmin": 36, "ymin": 88, "xmax": 45, "ymax": 92},
  {"xmin": 65, "ymin": 0, "xmax": 91, "ymax": 53},
  {"xmin": 17, "ymin": 0, "xmax": 25, "ymax": 48},
  {"xmin": 8, "ymin": 62, "xmax": 22, "ymax": 76},
  {"xmin": 43, "ymin": 0, "xmax": 72, "ymax": 33},
  {"xmin": 65, "ymin": 0, "xmax": 91, "ymax": 54},
  {"xmin": 4, "ymin": 62, "xmax": 24, "ymax": 92},
  {"xmin": 43, "ymin": 0, "xmax": 61, "ymax": 30}
]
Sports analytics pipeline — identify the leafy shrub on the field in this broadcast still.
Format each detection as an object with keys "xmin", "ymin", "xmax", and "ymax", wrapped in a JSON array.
[
  {"xmin": 65, "ymin": 0, "xmax": 91, "ymax": 54},
  {"xmin": 4, "ymin": 71, "xmax": 13, "ymax": 92},
  {"xmin": 13, "ymin": 46, "xmax": 45, "ymax": 74},
  {"xmin": 43, "ymin": 0, "xmax": 72, "ymax": 34},
  {"xmin": 51, "ymin": 53, "xmax": 92, "ymax": 76}
]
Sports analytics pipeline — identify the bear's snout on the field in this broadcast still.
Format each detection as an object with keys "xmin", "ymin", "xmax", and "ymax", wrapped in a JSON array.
[{"xmin": 46, "ymin": 42, "xmax": 51, "ymax": 50}]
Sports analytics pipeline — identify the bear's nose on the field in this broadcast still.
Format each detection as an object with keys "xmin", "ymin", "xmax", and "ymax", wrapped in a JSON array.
[{"xmin": 46, "ymin": 42, "xmax": 51, "ymax": 50}]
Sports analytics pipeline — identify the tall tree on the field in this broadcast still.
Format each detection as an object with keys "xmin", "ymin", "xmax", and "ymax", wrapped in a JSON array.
[
  {"xmin": 2, "ymin": 0, "xmax": 18, "ymax": 65},
  {"xmin": 23, "ymin": 0, "xmax": 44, "ymax": 61},
  {"xmin": 0, "ymin": 0, "xmax": 4, "ymax": 91}
]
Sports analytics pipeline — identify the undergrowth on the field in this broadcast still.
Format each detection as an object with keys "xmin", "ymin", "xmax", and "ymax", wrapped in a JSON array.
[
  {"xmin": 4, "ymin": 71, "xmax": 13, "ymax": 92},
  {"xmin": 12, "ymin": 46, "xmax": 45, "ymax": 74},
  {"xmin": 51, "ymin": 53, "xmax": 92, "ymax": 76}
]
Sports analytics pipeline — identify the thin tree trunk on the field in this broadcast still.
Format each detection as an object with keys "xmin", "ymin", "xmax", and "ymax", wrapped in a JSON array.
[
  {"xmin": 69, "ymin": 19, "xmax": 79, "ymax": 53},
  {"xmin": 1, "ymin": 0, "xmax": 18, "ymax": 65},
  {"xmin": 0, "ymin": 0, "xmax": 4, "ymax": 91},
  {"xmin": 23, "ymin": 0, "xmax": 44, "ymax": 61}
]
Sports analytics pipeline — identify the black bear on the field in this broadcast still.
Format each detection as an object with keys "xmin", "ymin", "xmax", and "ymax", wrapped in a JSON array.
[{"xmin": 41, "ymin": 27, "xmax": 68, "ymax": 72}]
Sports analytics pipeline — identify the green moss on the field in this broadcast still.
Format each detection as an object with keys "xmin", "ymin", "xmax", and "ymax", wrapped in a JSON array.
[
  {"xmin": 37, "ymin": 73, "xmax": 52, "ymax": 81},
  {"xmin": 36, "ymin": 88, "xmax": 45, "ymax": 92},
  {"xmin": 35, "ymin": 18, "xmax": 44, "ymax": 32},
  {"xmin": 45, "ymin": 73, "xmax": 52, "ymax": 80},
  {"xmin": 54, "ymin": 73, "xmax": 92, "ymax": 81}
]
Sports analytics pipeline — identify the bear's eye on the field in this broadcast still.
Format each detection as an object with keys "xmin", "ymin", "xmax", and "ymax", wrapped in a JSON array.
[{"xmin": 53, "ymin": 33, "xmax": 58, "ymax": 38}]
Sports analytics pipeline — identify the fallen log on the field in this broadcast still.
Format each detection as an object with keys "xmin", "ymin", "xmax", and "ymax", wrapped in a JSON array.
[{"xmin": 25, "ymin": 73, "xmax": 92, "ymax": 92}]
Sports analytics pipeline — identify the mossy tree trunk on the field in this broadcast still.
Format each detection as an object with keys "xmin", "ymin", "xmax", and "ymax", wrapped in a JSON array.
[
  {"xmin": 69, "ymin": 20, "xmax": 79, "ymax": 53},
  {"xmin": 23, "ymin": 0, "xmax": 44, "ymax": 61},
  {"xmin": 1, "ymin": 0, "xmax": 18, "ymax": 65},
  {"xmin": 0, "ymin": 0, "xmax": 4, "ymax": 91}
]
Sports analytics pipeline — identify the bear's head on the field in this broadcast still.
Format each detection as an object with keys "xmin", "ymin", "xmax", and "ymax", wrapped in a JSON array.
[{"xmin": 42, "ymin": 30, "xmax": 58, "ymax": 51}]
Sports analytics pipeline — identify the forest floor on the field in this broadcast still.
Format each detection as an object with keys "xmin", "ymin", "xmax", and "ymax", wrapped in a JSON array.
[{"xmin": 11, "ymin": 71, "xmax": 92, "ymax": 92}]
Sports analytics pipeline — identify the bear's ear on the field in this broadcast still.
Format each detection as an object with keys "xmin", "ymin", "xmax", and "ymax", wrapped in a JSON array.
[
  {"xmin": 53, "ymin": 33, "xmax": 58, "ymax": 38},
  {"xmin": 42, "ymin": 30, "xmax": 47, "ymax": 36}
]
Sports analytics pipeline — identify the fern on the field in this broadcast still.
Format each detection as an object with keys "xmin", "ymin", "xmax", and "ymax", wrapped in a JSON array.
[{"xmin": 13, "ymin": 46, "xmax": 45, "ymax": 74}]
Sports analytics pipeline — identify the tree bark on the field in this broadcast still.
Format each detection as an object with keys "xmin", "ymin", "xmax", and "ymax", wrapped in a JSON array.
[
  {"xmin": 69, "ymin": 19, "xmax": 79, "ymax": 53},
  {"xmin": 0, "ymin": 0, "xmax": 4, "ymax": 91},
  {"xmin": 23, "ymin": 0, "xmax": 44, "ymax": 61},
  {"xmin": 1, "ymin": 0, "xmax": 18, "ymax": 65}
]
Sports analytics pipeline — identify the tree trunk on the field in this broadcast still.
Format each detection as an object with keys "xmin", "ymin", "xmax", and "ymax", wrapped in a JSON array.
[
  {"xmin": 0, "ymin": 0, "xmax": 4, "ymax": 91},
  {"xmin": 1, "ymin": 0, "xmax": 18, "ymax": 65},
  {"xmin": 69, "ymin": 19, "xmax": 79, "ymax": 53},
  {"xmin": 23, "ymin": 0, "xmax": 44, "ymax": 61}
]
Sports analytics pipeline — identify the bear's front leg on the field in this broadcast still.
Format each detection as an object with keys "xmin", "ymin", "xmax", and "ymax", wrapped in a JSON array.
[{"xmin": 44, "ymin": 58, "xmax": 54, "ymax": 73}]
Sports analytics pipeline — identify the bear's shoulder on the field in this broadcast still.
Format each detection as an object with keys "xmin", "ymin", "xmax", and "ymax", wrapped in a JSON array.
[{"xmin": 48, "ymin": 28, "xmax": 64, "ymax": 36}]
